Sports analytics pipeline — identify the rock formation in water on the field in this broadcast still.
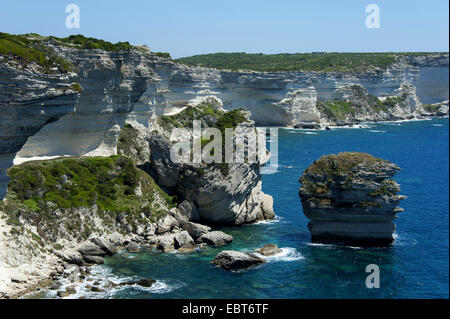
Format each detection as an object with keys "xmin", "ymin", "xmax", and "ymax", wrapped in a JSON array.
[
  {"xmin": 211, "ymin": 250, "xmax": 266, "ymax": 270},
  {"xmin": 298, "ymin": 152, "xmax": 406, "ymax": 246}
]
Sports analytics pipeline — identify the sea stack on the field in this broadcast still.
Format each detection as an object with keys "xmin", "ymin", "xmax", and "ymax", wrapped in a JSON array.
[{"xmin": 298, "ymin": 152, "xmax": 406, "ymax": 246}]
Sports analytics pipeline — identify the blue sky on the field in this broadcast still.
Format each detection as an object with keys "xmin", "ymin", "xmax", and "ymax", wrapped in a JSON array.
[{"xmin": 0, "ymin": 0, "xmax": 448, "ymax": 58}]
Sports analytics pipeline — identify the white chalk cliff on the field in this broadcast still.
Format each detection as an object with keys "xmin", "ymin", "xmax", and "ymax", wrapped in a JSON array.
[{"xmin": 0, "ymin": 44, "xmax": 449, "ymax": 199}]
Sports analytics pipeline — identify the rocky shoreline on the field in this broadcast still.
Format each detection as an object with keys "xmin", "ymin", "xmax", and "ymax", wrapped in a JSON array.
[{"xmin": 0, "ymin": 102, "xmax": 276, "ymax": 299}]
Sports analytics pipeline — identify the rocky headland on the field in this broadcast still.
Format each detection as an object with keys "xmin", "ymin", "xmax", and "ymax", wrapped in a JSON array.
[
  {"xmin": 0, "ymin": 97, "xmax": 274, "ymax": 298},
  {"xmin": 0, "ymin": 33, "xmax": 448, "ymax": 297},
  {"xmin": 298, "ymin": 152, "xmax": 406, "ymax": 246}
]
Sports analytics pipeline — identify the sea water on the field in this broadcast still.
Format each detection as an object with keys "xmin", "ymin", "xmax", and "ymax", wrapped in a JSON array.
[{"xmin": 40, "ymin": 118, "xmax": 450, "ymax": 299}]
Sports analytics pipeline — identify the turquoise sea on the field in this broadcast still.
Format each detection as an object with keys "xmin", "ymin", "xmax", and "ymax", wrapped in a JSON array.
[{"xmin": 41, "ymin": 118, "xmax": 450, "ymax": 299}]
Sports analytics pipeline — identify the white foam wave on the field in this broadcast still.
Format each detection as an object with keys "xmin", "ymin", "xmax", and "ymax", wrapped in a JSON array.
[
  {"xmin": 255, "ymin": 215, "xmax": 284, "ymax": 225},
  {"xmin": 254, "ymin": 247, "xmax": 304, "ymax": 262},
  {"xmin": 368, "ymin": 130, "xmax": 386, "ymax": 133},
  {"xmin": 48, "ymin": 265, "xmax": 182, "ymax": 299},
  {"xmin": 302, "ymin": 132, "xmax": 317, "ymax": 135},
  {"xmin": 305, "ymin": 242, "xmax": 362, "ymax": 249},
  {"xmin": 432, "ymin": 124, "xmax": 443, "ymax": 127}
]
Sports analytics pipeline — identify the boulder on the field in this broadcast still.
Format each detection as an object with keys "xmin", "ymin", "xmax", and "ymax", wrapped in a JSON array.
[
  {"xmin": 107, "ymin": 232, "xmax": 125, "ymax": 246},
  {"xmin": 168, "ymin": 207, "xmax": 189, "ymax": 225},
  {"xmin": 56, "ymin": 250, "xmax": 84, "ymax": 266},
  {"xmin": 173, "ymin": 231, "xmax": 195, "ymax": 249},
  {"xmin": 211, "ymin": 250, "xmax": 266, "ymax": 270},
  {"xmin": 157, "ymin": 234, "xmax": 175, "ymax": 252},
  {"xmin": 120, "ymin": 278, "xmax": 156, "ymax": 288},
  {"xmin": 90, "ymin": 286, "xmax": 105, "ymax": 293},
  {"xmin": 182, "ymin": 221, "xmax": 211, "ymax": 240},
  {"xmin": 294, "ymin": 122, "xmax": 321, "ymax": 129},
  {"xmin": 298, "ymin": 152, "xmax": 406, "ymax": 246},
  {"xmin": 253, "ymin": 244, "xmax": 282, "ymax": 256},
  {"xmin": 196, "ymin": 231, "xmax": 233, "ymax": 246},
  {"xmin": 90, "ymin": 237, "xmax": 118, "ymax": 255},
  {"xmin": 260, "ymin": 193, "xmax": 275, "ymax": 220},
  {"xmin": 77, "ymin": 242, "xmax": 105, "ymax": 257},
  {"xmin": 156, "ymin": 214, "xmax": 180, "ymax": 234},
  {"xmin": 57, "ymin": 286, "xmax": 76, "ymax": 298},
  {"xmin": 178, "ymin": 200, "xmax": 201, "ymax": 222},
  {"xmin": 135, "ymin": 278, "xmax": 156, "ymax": 287},
  {"xmin": 126, "ymin": 242, "xmax": 140, "ymax": 253}
]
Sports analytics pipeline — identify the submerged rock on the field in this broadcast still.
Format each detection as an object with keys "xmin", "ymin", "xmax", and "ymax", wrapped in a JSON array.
[
  {"xmin": 253, "ymin": 244, "xmax": 282, "ymax": 256},
  {"xmin": 126, "ymin": 242, "xmax": 140, "ymax": 253},
  {"xmin": 121, "ymin": 278, "xmax": 156, "ymax": 288},
  {"xmin": 298, "ymin": 152, "xmax": 406, "ymax": 246},
  {"xmin": 211, "ymin": 250, "xmax": 266, "ymax": 270}
]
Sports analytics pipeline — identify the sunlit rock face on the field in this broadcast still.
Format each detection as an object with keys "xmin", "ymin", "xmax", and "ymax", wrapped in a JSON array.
[
  {"xmin": 0, "ymin": 61, "xmax": 78, "ymax": 199},
  {"xmin": 1, "ymin": 47, "xmax": 448, "ymax": 201},
  {"xmin": 17, "ymin": 47, "xmax": 158, "ymax": 159},
  {"xmin": 298, "ymin": 152, "xmax": 406, "ymax": 246},
  {"xmin": 144, "ymin": 53, "xmax": 449, "ymax": 127},
  {"xmin": 13, "ymin": 50, "xmax": 449, "ymax": 165}
]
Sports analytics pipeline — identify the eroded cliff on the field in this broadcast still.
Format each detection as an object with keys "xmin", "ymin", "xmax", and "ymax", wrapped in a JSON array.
[{"xmin": 1, "ymin": 34, "xmax": 449, "ymax": 201}]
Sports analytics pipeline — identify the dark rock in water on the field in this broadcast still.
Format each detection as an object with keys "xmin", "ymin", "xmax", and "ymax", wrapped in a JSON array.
[
  {"xmin": 126, "ymin": 242, "xmax": 140, "ymax": 253},
  {"xmin": 294, "ymin": 122, "xmax": 321, "ymax": 129},
  {"xmin": 253, "ymin": 244, "xmax": 282, "ymax": 256},
  {"xmin": 135, "ymin": 278, "xmax": 156, "ymax": 287},
  {"xmin": 120, "ymin": 278, "xmax": 156, "ymax": 288},
  {"xmin": 211, "ymin": 250, "xmax": 266, "ymax": 270},
  {"xmin": 57, "ymin": 286, "xmax": 76, "ymax": 298},
  {"xmin": 298, "ymin": 152, "xmax": 406, "ymax": 246},
  {"xmin": 325, "ymin": 126, "xmax": 332, "ymax": 131},
  {"xmin": 196, "ymin": 231, "xmax": 233, "ymax": 246},
  {"xmin": 90, "ymin": 286, "xmax": 105, "ymax": 293},
  {"xmin": 50, "ymin": 281, "xmax": 62, "ymax": 290},
  {"xmin": 260, "ymin": 194, "xmax": 275, "ymax": 220}
]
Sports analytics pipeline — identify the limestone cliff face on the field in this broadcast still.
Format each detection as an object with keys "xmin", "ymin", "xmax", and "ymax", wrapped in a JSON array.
[
  {"xmin": 132, "ymin": 105, "xmax": 275, "ymax": 225},
  {"xmin": 17, "ymin": 46, "xmax": 158, "ymax": 159},
  {"xmin": 298, "ymin": 152, "xmax": 406, "ymax": 246},
  {"xmin": 0, "ymin": 58, "xmax": 78, "ymax": 199},
  {"xmin": 0, "ymin": 44, "xmax": 448, "ymax": 200}
]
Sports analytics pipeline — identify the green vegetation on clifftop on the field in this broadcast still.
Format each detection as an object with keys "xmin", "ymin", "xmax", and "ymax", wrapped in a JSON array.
[
  {"xmin": 176, "ymin": 52, "xmax": 443, "ymax": 73},
  {"xmin": 5, "ymin": 155, "xmax": 175, "ymax": 212},
  {"xmin": 0, "ymin": 32, "xmax": 74, "ymax": 73},
  {"xmin": 304, "ymin": 152, "xmax": 390, "ymax": 176}
]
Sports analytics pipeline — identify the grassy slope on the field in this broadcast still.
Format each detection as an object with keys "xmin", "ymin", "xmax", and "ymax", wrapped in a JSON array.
[{"xmin": 0, "ymin": 156, "xmax": 176, "ymax": 240}]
